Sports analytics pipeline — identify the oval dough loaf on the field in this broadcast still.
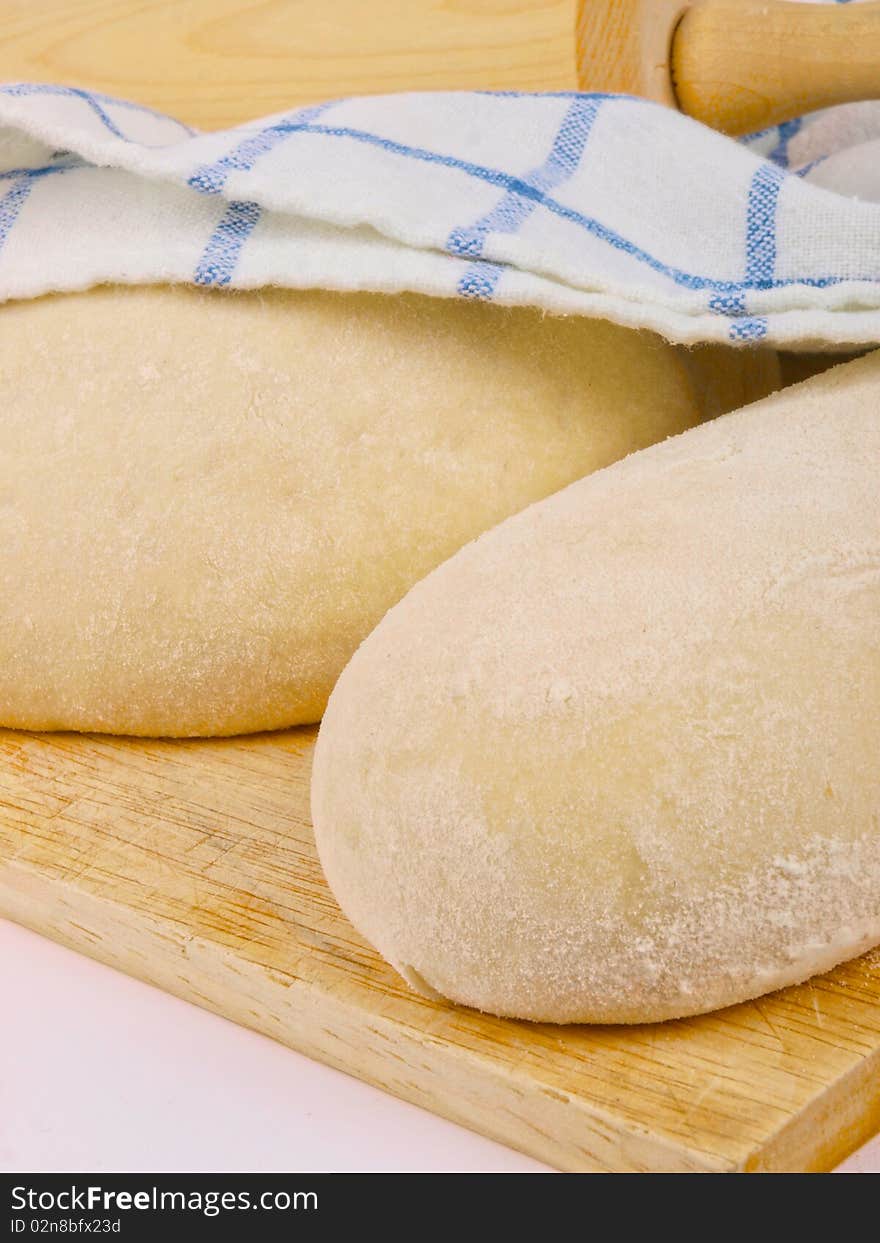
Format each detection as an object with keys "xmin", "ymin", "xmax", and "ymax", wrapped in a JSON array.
[
  {"xmin": 312, "ymin": 352, "xmax": 880, "ymax": 1024},
  {"xmin": 0, "ymin": 284, "xmax": 704, "ymax": 736}
]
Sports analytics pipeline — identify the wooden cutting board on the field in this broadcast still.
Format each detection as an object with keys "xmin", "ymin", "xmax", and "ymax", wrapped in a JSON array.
[
  {"xmin": 3, "ymin": 0, "xmax": 880, "ymax": 1175},
  {"xmin": 3, "ymin": 725, "xmax": 880, "ymax": 1173}
]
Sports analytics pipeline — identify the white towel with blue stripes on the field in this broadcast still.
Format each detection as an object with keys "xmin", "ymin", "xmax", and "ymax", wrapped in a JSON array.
[{"xmin": 1, "ymin": 80, "xmax": 880, "ymax": 348}]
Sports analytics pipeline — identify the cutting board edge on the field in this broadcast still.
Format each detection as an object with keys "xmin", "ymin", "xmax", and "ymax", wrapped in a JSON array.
[
  {"xmin": 0, "ymin": 853, "xmax": 748, "ymax": 1174},
  {"xmin": 741, "ymin": 1038, "xmax": 880, "ymax": 1172}
]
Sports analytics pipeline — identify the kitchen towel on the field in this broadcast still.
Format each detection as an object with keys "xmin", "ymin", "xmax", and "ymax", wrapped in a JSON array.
[{"xmin": 1, "ymin": 77, "xmax": 879, "ymax": 348}]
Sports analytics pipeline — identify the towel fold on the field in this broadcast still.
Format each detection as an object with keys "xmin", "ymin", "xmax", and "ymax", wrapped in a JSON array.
[{"xmin": 1, "ymin": 73, "xmax": 879, "ymax": 348}]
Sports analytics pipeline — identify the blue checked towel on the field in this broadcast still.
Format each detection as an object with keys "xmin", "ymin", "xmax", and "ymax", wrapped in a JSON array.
[{"xmin": 1, "ymin": 78, "xmax": 880, "ymax": 348}]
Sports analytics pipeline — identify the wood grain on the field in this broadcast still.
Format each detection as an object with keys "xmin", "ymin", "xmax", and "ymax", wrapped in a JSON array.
[
  {"xmin": 3, "ymin": 726, "xmax": 880, "ymax": 1173},
  {"xmin": 673, "ymin": 0, "xmax": 880, "ymax": 136},
  {"xmin": 3, "ymin": 0, "xmax": 880, "ymax": 1174},
  {"xmin": 575, "ymin": 0, "xmax": 681, "ymax": 107},
  {"xmin": 0, "ymin": 0, "xmax": 577, "ymax": 130}
]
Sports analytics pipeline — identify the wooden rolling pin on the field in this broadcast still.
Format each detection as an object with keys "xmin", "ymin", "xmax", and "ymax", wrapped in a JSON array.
[{"xmin": 577, "ymin": 0, "xmax": 880, "ymax": 135}]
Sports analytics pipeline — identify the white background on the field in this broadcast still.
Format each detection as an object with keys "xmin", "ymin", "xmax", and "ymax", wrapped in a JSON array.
[{"xmin": 1, "ymin": 919, "xmax": 876, "ymax": 1174}]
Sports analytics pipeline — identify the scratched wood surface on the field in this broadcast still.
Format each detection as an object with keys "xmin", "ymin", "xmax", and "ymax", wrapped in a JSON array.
[
  {"xmin": 3, "ymin": 726, "xmax": 880, "ymax": 1173},
  {"xmin": 1, "ymin": 0, "xmax": 879, "ymax": 1173}
]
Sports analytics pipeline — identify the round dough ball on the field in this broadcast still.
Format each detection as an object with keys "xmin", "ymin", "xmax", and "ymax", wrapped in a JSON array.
[
  {"xmin": 0, "ymin": 284, "xmax": 700, "ymax": 736},
  {"xmin": 312, "ymin": 352, "xmax": 880, "ymax": 1024}
]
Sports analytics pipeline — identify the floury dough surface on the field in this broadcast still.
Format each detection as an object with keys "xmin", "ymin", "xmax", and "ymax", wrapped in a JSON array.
[
  {"xmin": 0, "ymin": 284, "xmax": 707, "ymax": 736},
  {"xmin": 312, "ymin": 353, "xmax": 880, "ymax": 1025}
]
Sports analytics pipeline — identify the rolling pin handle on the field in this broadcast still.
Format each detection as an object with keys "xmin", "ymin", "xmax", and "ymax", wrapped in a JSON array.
[
  {"xmin": 673, "ymin": 0, "xmax": 880, "ymax": 136},
  {"xmin": 576, "ymin": 0, "xmax": 880, "ymax": 137}
]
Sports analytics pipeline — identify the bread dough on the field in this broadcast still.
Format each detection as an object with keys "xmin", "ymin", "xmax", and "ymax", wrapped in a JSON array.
[
  {"xmin": 0, "ymin": 284, "xmax": 702, "ymax": 736},
  {"xmin": 312, "ymin": 352, "xmax": 880, "ymax": 1024}
]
